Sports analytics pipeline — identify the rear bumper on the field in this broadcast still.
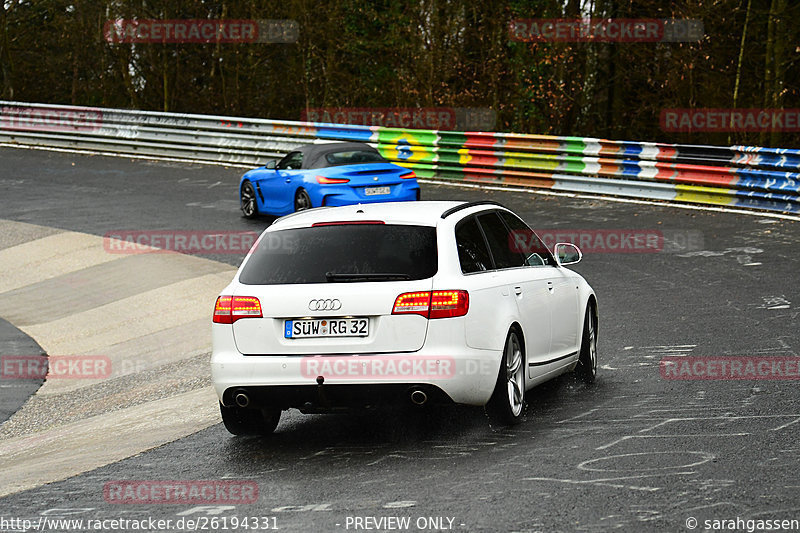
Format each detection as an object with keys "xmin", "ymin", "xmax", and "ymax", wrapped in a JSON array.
[
  {"xmin": 219, "ymin": 383, "xmax": 452, "ymax": 411},
  {"xmin": 318, "ymin": 183, "xmax": 419, "ymax": 207},
  {"xmin": 211, "ymin": 326, "xmax": 501, "ymax": 408}
]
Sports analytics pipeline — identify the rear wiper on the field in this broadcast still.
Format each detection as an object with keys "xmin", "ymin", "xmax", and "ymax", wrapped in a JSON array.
[{"xmin": 325, "ymin": 272, "xmax": 411, "ymax": 282}]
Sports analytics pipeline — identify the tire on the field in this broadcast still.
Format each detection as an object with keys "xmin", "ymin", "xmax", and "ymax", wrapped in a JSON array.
[
  {"xmin": 486, "ymin": 329, "xmax": 526, "ymax": 426},
  {"xmin": 240, "ymin": 181, "xmax": 259, "ymax": 218},
  {"xmin": 294, "ymin": 189, "xmax": 312, "ymax": 212},
  {"xmin": 575, "ymin": 305, "xmax": 597, "ymax": 383},
  {"xmin": 219, "ymin": 402, "xmax": 281, "ymax": 436}
]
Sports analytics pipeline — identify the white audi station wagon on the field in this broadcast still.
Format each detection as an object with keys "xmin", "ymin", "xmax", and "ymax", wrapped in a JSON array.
[{"xmin": 211, "ymin": 200, "xmax": 597, "ymax": 435}]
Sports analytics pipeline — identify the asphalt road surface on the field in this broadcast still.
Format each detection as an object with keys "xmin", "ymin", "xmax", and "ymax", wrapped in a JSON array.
[
  {"xmin": 0, "ymin": 319, "xmax": 44, "ymax": 425},
  {"xmin": 0, "ymin": 147, "xmax": 798, "ymax": 532}
]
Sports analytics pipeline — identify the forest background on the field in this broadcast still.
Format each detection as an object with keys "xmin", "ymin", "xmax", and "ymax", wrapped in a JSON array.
[{"xmin": 1, "ymin": 0, "xmax": 798, "ymax": 147}]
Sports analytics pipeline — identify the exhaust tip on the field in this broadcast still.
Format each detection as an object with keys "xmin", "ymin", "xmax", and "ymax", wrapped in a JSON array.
[
  {"xmin": 234, "ymin": 391, "xmax": 250, "ymax": 408},
  {"xmin": 410, "ymin": 389, "xmax": 427, "ymax": 406}
]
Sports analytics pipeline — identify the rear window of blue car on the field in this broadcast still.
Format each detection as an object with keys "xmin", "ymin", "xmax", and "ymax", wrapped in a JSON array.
[
  {"xmin": 324, "ymin": 150, "xmax": 385, "ymax": 166},
  {"xmin": 239, "ymin": 224, "xmax": 437, "ymax": 285}
]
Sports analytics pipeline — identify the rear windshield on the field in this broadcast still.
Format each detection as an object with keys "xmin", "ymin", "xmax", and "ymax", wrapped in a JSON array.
[
  {"xmin": 239, "ymin": 224, "xmax": 437, "ymax": 285},
  {"xmin": 324, "ymin": 150, "xmax": 385, "ymax": 166}
]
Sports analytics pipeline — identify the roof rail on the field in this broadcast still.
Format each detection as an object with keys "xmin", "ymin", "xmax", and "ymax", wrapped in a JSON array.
[{"xmin": 440, "ymin": 200, "xmax": 505, "ymax": 219}]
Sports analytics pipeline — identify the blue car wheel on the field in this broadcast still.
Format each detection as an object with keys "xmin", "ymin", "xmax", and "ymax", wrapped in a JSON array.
[
  {"xmin": 241, "ymin": 181, "xmax": 259, "ymax": 218},
  {"xmin": 294, "ymin": 189, "xmax": 312, "ymax": 212}
]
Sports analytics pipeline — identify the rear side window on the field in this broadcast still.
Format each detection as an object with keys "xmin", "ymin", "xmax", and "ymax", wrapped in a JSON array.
[
  {"xmin": 239, "ymin": 224, "xmax": 437, "ymax": 285},
  {"xmin": 498, "ymin": 211, "xmax": 556, "ymax": 266},
  {"xmin": 324, "ymin": 150, "xmax": 385, "ymax": 166},
  {"xmin": 455, "ymin": 217, "xmax": 493, "ymax": 274},
  {"xmin": 476, "ymin": 212, "xmax": 528, "ymax": 269}
]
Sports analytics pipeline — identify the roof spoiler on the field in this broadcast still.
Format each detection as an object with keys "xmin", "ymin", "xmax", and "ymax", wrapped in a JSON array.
[{"xmin": 441, "ymin": 200, "xmax": 505, "ymax": 219}]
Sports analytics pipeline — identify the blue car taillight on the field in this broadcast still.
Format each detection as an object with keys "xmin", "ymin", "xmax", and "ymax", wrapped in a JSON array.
[{"xmin": 316, "ymin": 175, "xmax": 350, "ymax": 184}]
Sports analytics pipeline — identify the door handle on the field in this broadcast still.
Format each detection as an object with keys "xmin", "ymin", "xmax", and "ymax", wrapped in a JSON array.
[
  {"xmin": 285, "ymin": 178, "xmax": 292, "ymax": 183},
  {"xmin": 547, "ymin": 281, "xmax": 554, "ymax": 292},
  {"xmin": 514, "ymin": 286, "xmax": 522, "ymax": 295}
]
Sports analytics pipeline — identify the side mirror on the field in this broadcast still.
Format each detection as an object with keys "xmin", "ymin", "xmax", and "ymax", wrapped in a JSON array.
[
  {"xmin": 554, "ymin": 242, "xmax": 582, "ymax": 266},
  {"xmin": 265, "ymin": 160, "xmax": 277, "ymax": 169}
]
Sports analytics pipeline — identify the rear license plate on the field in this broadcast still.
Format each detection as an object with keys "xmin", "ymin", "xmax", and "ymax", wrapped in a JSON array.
[
  {"xmin": 364, "ymin": 186, "xmax": 390, "ymax": 196},
  {"xmin": 285, "ymin": 318, "xmax": 369, "ymax": 338}
]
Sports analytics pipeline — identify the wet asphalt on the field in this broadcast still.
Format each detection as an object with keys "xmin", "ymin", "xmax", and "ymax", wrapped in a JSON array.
[{"xmin": 0, "ymin": 147, "xmax": 798, "ymax": 532}]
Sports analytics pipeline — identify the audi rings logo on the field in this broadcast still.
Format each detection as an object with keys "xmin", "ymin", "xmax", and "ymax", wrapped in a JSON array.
[{"xmin": 309, "ymin": 299, "xmax": 342, "ymax": 311}]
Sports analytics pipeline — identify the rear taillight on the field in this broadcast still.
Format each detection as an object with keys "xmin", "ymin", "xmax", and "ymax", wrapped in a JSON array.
[
  {"xmin": 430, "ymin": 290, "xmax": 469, "ymax": 318},
  {"xmin": 392, "ymin": 290, "xmax": 469, "ymax": 319},
  {"xmin": 392, "ymin": 292, "xmax": 431, "ymax": 317},
  {"xmin": 213, "ymin": 295, "xmax": 263, "ymax": 324},
  {"xmin": 400, "ymin": 171, "xmax": 417, "ymax": 180},
  {"xmin": 316, "ymin": 175, "xmax": 350, "ymax": 184}
]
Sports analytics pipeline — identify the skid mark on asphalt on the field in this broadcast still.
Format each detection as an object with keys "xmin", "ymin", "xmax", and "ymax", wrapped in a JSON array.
[
  {"xmin": 757, "ymin": 295, "xmax": 792, "ymax": 310},
  {"xmin": 640, "ymin": 344, "xmax": 696, "ymax": 357},
  {"xmin": 521, "ymin": 341, "xmax": 800, "ymax": 530},
  {"xmin": 578, "ymin": 413, "xmax": 800, "ymax": 453},
  {"xmin": 525, "ymin": 471, "xmax": 698, "ymax": 492}
]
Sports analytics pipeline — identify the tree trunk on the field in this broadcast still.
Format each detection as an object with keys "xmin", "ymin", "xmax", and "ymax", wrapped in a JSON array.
[
  {"xmin": 731, "ymin": 0, "xmax": 752, "ymax": 144},
  {"xmin": 0, "ymin": 2, "xmax": 13, "ymax": 99},
  {"xmin": 768, "ymin": 0, "xmax": 787, "ymax": 146}
]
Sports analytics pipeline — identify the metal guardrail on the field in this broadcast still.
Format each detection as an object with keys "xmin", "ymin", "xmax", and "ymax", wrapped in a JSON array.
[{"xmin": 1, "ymin": 101, "xmax": 799, "ymax": 214}]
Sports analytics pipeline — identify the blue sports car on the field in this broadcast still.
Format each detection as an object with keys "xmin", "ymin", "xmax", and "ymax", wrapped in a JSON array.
[{"xmin": 239, "ymin": 142, "xmax": 420, "ymax": 217}]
